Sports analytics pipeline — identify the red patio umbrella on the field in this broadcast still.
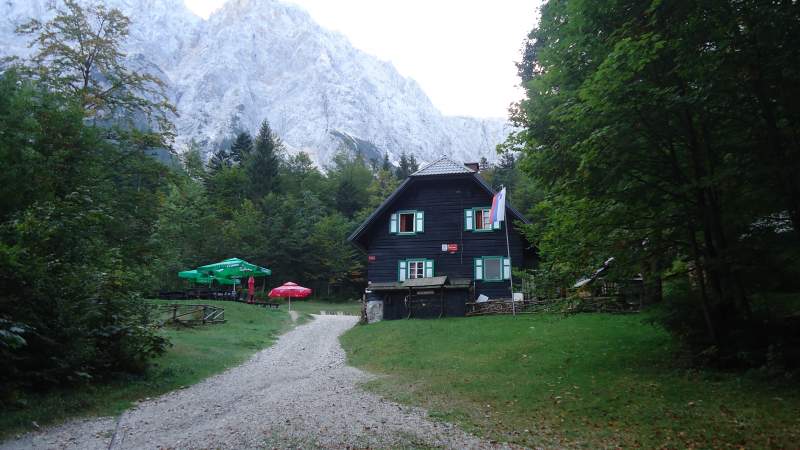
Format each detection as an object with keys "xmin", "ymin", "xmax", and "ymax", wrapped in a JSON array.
[{"xmin": 268, "ymin": 282, "xmax": 312, "ymax": 310}]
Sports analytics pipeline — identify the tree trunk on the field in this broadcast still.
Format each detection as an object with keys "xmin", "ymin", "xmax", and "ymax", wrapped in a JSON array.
[
  {"xmin": 688, "ymin": 226, "xmax": 719, "ymax": 346},
  {"xmin": 641, "ymin": 257, "xmax": 663, "ymax": 304},
  {"xmin": 681, "ymin": 103, "xmax": 750, "ymax": 320}
]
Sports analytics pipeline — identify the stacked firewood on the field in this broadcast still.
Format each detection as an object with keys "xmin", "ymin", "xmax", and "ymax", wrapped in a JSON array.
[
  {"xmin": 466, "ymin": 296, "xmax": 640, "ymax": 316},
  {"xmin": 466, "ymin": 299, "xmax": 563, "ymax": 316}
]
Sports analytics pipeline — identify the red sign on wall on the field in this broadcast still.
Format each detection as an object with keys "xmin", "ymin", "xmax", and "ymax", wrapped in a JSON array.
[
  {"xmin": 447, "ymin": 244, "xmax": 458, "ymax": 253},
  {"xmin": 368, "ymin": 255, "xmax": 376, "ymax": 262}
]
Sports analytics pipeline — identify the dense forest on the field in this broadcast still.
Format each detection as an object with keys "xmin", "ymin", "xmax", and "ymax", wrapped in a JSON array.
[{"xmin": 507, "ymin": 0, "xmax": 800, "ymax": 367}]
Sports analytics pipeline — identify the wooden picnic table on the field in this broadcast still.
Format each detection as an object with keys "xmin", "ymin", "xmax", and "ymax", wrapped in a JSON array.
[{"xmin": 250, "ymin": 300, "xmax": 280, "ymax": 309}]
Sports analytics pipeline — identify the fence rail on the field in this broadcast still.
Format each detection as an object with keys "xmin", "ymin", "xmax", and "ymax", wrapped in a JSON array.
[{"xmin": 158, "ymin": 304, "xmax": 226, "ymax": 325}]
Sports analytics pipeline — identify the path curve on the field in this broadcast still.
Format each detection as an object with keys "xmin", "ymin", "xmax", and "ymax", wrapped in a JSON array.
[{"xmin": 2, "ymin": 315, "xmax": 505, "ymax": 449}]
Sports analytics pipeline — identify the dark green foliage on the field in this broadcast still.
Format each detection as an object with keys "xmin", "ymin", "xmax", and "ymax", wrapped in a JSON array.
[
  {"xmin": 229, "ymin": 132, "xmax": 253, "ymax": 164},
  {"xmin": 246, "ymin": 120, "xmax": 283, "ymax": 199},
  {"xmin": 207, "ymin": 146, "xmax": 232, "ymax": 174},
  {"xmin": 0, "ymin": 72, "xmax": 168, "ymax": 399},
  {"xmin": 280, "ymin": 151, "xmax": 325, "ymax": 194},
  {"xmin": 329, "ymin": 149, "xmax": 373, "ymax": 218},
  {"xmin": 154, "ymin": 133, "xmax": 385, "ymax": 300},
  {"xmin": 408, "ymin": 154, "xmax": 419, "ymax": 174},
  {"xmin": 394, "ymin": 150, "xmax": 418, "ymax": 179},
  {"xmin": 491, "ymin": 152, "xmax": 517, "ymax": 192},
  {"xmin": 181, "ymin": 141, "xmax": 206, "ymax": 181},
  {"xmin": 510, "ymin": 0, "xmax": 800, "ymax": 367},
  {"xmin": 381, "ymin": 152, "xmax": 392, "ymax": 172}
]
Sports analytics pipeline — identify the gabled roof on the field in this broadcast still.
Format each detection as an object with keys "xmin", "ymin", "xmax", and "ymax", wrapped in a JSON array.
[
  {"xmin": 348, "ymin": 159, "xmax": 530, "ymax": 252},
  {"xmin": 411, "ymin": 155, "xmax": 475, "ymax": 176}
]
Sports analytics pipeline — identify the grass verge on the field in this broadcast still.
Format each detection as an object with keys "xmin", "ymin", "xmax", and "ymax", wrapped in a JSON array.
[
  {"xmin": 340, "ymin": 313, "xmax": 800, "ymax": 448},
  {"xmin": 0, "ymin": 299, "xmax": 290, "ymax": 440}
]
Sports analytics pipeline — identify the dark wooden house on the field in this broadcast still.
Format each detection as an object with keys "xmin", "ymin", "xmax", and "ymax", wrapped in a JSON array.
[{"xmin": 348, "ymin": 156, "xmax": 535, "ymax": 319}]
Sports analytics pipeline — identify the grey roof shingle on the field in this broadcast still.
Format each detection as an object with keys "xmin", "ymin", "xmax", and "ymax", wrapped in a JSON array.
[{"xmin": 411, "ymin": 155, "xmax": 474, "ymax": 176}]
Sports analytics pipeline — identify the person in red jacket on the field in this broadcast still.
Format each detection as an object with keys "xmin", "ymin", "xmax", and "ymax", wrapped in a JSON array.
[{"xmin": 247, "ymin": 276, "xmax": 255, "ymax": 303}]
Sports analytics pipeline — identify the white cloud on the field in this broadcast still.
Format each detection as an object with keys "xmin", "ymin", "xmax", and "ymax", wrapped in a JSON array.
[{"xmin": 183, "ymin": 0, "xmax": 541, "ymax": 118}]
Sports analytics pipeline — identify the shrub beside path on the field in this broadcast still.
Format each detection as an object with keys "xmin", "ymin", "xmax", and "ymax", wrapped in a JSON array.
[{"xmin": 1, "ymin": 315, "xmax": 510, "ymax": 449}]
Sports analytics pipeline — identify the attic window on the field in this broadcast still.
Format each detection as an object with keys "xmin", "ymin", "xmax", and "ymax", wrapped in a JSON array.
[
  {"xmin": 474, "ymin": 208, "xmax": 491, "ymax": 230},
  {"xmin": 399, "ymin": 212, "xmax": 415, "ymax": 233},
  {"xmin": 390, "ymin": 210, "xmax": 425, "ymax": 235},
  {"xmin": 465, "ymin": 207, "xmax": 499, "ymax": 232}
]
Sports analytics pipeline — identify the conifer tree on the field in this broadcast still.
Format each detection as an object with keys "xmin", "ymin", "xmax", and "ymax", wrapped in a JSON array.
[
  {"xmin": 207, "ymin": 146, "xmax": 232, "ymax": 174},
  {"xmin": 408, "ymin": 154, "xmax": 419, "ymax": 175},
  {"xmin": 229, "ymin": 131, "xmax": 253, "ymax": 164},
  {"xmin": 381, "ymin": 153, "xmax": 392, "ymax": 172},
  {"xmin": 246, "ymin": 120, "xmax": 283, "ymax": 199},
  {"xmin": 493, "ymin": 152, "xmax": 517, "ymax": 191},
  {"xmin": 395, "ymin": 151, "xmax": 411, "ymax": 179}
]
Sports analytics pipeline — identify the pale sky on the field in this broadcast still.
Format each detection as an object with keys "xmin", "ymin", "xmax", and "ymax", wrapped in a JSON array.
[{"xmin": 183, "ymin": 0, "xmax": 541, "ymax": 119}]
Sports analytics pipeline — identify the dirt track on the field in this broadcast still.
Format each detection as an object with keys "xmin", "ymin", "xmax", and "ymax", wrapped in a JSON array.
[{"xmin": 1, "ymin": 314, "xmax": 506, "ymax": 449}]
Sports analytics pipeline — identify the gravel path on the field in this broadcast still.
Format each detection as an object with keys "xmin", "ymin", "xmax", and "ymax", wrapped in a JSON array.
[{"xmin": 2, "ymin": 315, "xmax": 507, "ymax": 449}]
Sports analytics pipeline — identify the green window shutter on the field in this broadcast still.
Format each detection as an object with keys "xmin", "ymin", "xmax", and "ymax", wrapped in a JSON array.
[
  {"xmin": 390, "ymin": 213, "xmax": 398, "ymax": 234},
  {"xmin": 465, "ymin": 209, "xmax": 474, "ymax": 231},
  {"xmin": 503, "ymin": 257, "xmax": 511, "ymax": 280},
  {"xmin": 398, "ymin": 260, "xmax": 407, "ymax": 281},
  {"xmin": 425, "ymin": 259, "xmax": 434, "ymax": 278},
  {"xmin": 474, "ymin": 258, "xmax": 483, "ymax": 280},
  {"xmin": 415, "ymin": 210, "xmax": 424, "ymax": 233}
]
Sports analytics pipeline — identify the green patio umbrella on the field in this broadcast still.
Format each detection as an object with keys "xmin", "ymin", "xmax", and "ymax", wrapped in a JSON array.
[
  {"xmin": 215, "ymin": 276, "xmax": 241, "ymax": 286},
  {"xmin": 197, "ymin": 258, "xmax": 271, "ymax": 279},
  {"xmin": 178, "ymin": 269, "xmax": 200, "ymax": 279},
  {"xmin": 178, "ymin": 269, "xmax": 214, "ymax": 286},
  {"xmin": 197, "ymin": 258, "xmax": 270, "ymax": 294}
]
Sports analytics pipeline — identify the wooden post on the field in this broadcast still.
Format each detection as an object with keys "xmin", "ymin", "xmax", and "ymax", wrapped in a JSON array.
[{"xmin": 440, "ymin": 288, "xmax": 445, "ymax": 318}]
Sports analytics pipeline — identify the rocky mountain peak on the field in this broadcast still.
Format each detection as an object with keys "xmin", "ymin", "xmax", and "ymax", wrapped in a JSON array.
[{"xmin": 0, "ymin": 0, "xmax": 511, "ymax": 166}]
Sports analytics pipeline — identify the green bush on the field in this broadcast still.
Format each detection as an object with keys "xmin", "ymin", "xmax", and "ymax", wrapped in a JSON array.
[
  {"xmin": 652, "ymin": 276, "xmax": 800, "ymax": 370},
  {"xmin": 0, "ymin": 72, "xmax": 169, "ymax": 402}
]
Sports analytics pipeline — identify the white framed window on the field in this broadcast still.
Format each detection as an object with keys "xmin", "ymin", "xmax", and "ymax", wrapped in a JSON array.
[
  {"xmin": 390, "ymin": 210, "xmax": 424, "ymax": 234},
  {"xmin": 408, "ymin": 260, "xmax": 425, "ymax": 279},
  {"xmin": 465, "ymin": 207, "xmax": 500, "ymax": 232},
  {"xmin": 475, "ymin": 208, "xmax": 491, "ymax": 230},
  {"xmin": 398, "ymin": 259, "xmax": 434, "ymax": 281},
  {"xmin": 399, "ymin": 212, "xmax": 415, "ymax": 233}
]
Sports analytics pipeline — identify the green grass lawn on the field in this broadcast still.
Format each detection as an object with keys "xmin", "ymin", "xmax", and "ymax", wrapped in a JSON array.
[
  {"xmin": 340, "ymin": 313, "xmax": 800, "ymax": 448},
  {"xmin": 0, "ymin": 299, "xmax": 290, "ymax": 440}
]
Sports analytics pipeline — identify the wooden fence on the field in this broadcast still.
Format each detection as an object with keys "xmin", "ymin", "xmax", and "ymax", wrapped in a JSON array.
[{"xmin": 158, "ymin": 304, "xmax": 225, "ymax": 325}]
